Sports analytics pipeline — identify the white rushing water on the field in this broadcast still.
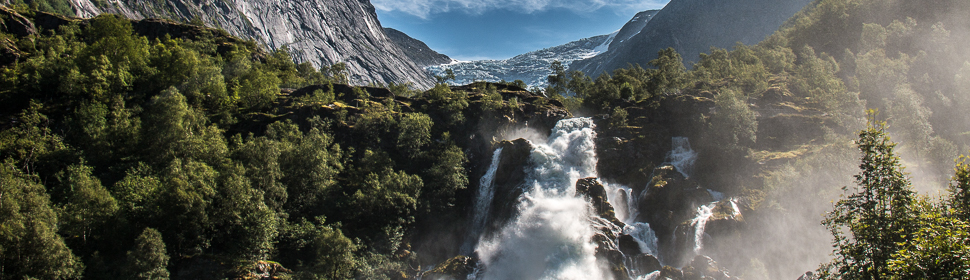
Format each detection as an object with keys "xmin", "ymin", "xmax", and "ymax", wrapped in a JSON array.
[
  {"xmin": 667, "ymin": 137, "xmax": 698, "ymax": 178},
  {"xmin": 474, "ymin": 118, "xmax": 611, "ymax": 280},
  {"xmin": 690, "ymin": 203, "xmax": 716, "ymax": 255},
  {"xmin": 463, "ymin": 147, "xmax": 504, "ymax": 254}
]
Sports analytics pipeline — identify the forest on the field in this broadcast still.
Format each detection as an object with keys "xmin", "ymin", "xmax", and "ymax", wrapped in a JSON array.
[{"xmin": 1, "ymin": 0, "xmax": 970, "ymax": 279}]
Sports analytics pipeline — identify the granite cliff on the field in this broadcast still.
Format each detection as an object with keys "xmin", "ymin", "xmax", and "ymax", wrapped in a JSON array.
[{"xmin": 66, "ymin": 0, "xmax": 437, "ymax": 88}]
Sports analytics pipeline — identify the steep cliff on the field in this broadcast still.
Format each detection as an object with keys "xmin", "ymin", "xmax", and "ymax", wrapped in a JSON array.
[
  {"xmin": 384, "ymin": 27, "xmax": 451, "ymax": 67},
  {"xmin": 571, "ymin": 0, "xmax": 811, "ymax": 76},
  {"xmin": 68, "ymin": 0, "xmax": 436, "ymax": 88}
]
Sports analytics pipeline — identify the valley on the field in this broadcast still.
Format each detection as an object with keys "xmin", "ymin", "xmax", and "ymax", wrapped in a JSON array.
[{"xmin": 1, "ymin": 0, "xmax": 970, "ymax": 279}]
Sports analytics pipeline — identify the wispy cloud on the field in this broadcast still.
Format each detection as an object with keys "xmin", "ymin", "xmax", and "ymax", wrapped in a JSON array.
[{"xmin": 372, "ymin": 0, "xmax": 669, "ymax": 19}]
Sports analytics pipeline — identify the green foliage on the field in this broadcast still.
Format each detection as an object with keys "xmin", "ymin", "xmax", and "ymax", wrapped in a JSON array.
[
  {"xmin": 546, "ymin": 61, "xmax": 567, "ymax": 97},
  {"xmin": 56, "ymin": 162, "xmax": 119, "ymax": 245},
  {"xmin": 648, "ymin": 47, "xmax": 688, "ymax": 94},
  {"xmin": 425, "ymin": 83, "xmax": 469, "ymax": 125},
  {"xmin": 0, "ymin": 101, "xmax": 70, "ymax": 176},
  {"xmin": 886, "ymin": 200, "xmax": 970, "ymax": 280},
  {"xmin": 951, "ymin": 155, "xmax": 970, "ymax": 220},
  {"xmin": 820, "ymin": 112, "xmax": 918, "ymax": 279},
  {"xmin": 711, "ymin": 89, "xmax": 757, "ymax": 147},
  {"xmin": 419, "ymin": 144, "xmax": 468, "ymax": 212},
  {"xmin": 0, "ymin": 160, "xmax": 84, "ymax": 279},
  {"xmin": 126, "ymin": 228, "xmax": 170, "ymax": 280},
  {"xmin": 280, "ymin": 218, "xmax": 358, "ymax": 280},
  {"xmin": 397, "ymin": 113, "xmax": 433, "ymax": 157},
  {"xmin": 792, "ymin": 46, "xmax": 863, "ymax": 127},
  {"xmin": 609, "ymin": 107, "xmax": 628, "ymax": 128},
  {"xmin": 297, "ymin": 87, "xmax": 336, "ymax": 106},
  {"xmin": 480, "ymin": 84, "xmax": 504, "ymax": 112}
]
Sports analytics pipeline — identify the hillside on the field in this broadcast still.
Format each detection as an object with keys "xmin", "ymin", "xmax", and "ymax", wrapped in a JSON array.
[
  {"xmin": 384, "ymin": 27, "xmax": 451, "ymax": 67},
  {"xmin": 571, "ymin": 0, "xmax": 811, "ymax": 77}
]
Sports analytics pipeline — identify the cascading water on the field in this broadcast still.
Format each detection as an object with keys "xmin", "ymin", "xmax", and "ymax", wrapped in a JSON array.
[
  {"xmin": 463, "ymin": 147, "xmax": 504, "ymax": 254},
  {"xmin": 690, "ymin": 203, "xmax": 716, "ymax": 255},
  {"xmin": 473, "ymin": 118, "xmax": 611, "ymax": 280},
  {"xmin": 667, "ymin": 137, "xmax": 698, "ymax": 178}
]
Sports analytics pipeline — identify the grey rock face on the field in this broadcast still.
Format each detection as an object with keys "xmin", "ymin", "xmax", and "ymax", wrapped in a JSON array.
[
  {"xmin": 608, "ymin": 9, "xmax": 660, "ymax": 52},
  {"xmin": 70, "ymin": 0, "xmax": 436, "ymax": 88},
  {"xmin": 571, "ymin": 0, "xmax": 811, "ymax": 77},
  {"xmin": 384, "ymin": 27, "xmax": 451, "ymax": 67}
]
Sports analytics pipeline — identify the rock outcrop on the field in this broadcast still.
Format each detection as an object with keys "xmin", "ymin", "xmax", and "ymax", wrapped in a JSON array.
[
  {"xmin": 576, "ymin": 177, "xmax": 624, "ymax": 227},
  {"xmin": 571, "ymin": 0, "xmax": 812, "ymax": 77},
  {"xmin": 67, "ymin": 0, "xmax": 437, "ymax": 88}
]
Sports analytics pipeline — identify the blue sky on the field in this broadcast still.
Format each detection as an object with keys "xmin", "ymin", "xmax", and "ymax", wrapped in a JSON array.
[{"xmin": 374, "ymin": 0, "xmax": 670, "ymax": 61}]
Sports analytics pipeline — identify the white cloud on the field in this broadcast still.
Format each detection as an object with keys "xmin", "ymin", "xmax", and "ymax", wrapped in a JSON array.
[{"xmin": 372, "ymin": 0, "xmax": 669, "ymax": 19}]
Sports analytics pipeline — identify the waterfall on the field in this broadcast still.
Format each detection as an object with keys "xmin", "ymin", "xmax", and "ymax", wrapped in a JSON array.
[
  {"xmin": 623, "ymin": 222, "xmax": 659, "ymax": 257},
  {"xmin": 463, "ymin": 147, "xmax": 504, "ymax": 254},
  {"xmin": 667, "ymin": 137, "xmax": 697, "ymax": 178},
  {"xmin": 690, "ymin": 203, "xmax": 716, "ymax": 255},
  {"xmin": 635, "ymin": 271, "xmax": 661, "ymax": 280},
  {"xmin": 473, "ymin": 118, "xmax": 610, "ymax": 280}
]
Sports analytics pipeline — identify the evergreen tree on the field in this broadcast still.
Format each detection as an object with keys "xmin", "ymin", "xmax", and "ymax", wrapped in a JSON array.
[{"xmin": 819, "ymin": 111, "xmax": 918, "ymax": 279}]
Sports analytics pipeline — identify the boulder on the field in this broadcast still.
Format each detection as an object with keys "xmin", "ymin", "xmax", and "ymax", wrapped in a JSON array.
[
  {"xmin": 629, "ymin": 253, "xmax": 662, "ymax": 276},
  {"xmin": 592, "ymin": 233, "xmax": 631, "ymax": 280},
  {"xmin": 482, "ymin": 139, "xmax": 533, "ymax": 236},
  {"xmin": 423, "ymin": 255, "xmax": 477, "ymax": 280},
  {"xmin": 576, "ymin": 177, "xmax": 624, "ymax": 227},
  {"xmin": 617, "ymin": 234, "xmax": 641, "ymax": 256},
  {"xmin": 637, "ymin": 164, "xmax": 713, "ymax": 263},
  {"xmin": 681, "ymin": 255, "xmax": 734, "ymax": 280}
]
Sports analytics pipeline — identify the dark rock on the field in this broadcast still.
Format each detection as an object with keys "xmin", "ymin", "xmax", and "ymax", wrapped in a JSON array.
[
  {"xmin": 482, "ymin": 139, "xmax": 532, "ymax": 236},
  {"xmin": 661, "ymin": 265, "xmax": 684, "ymax": 280},
  {"xmin": 576, "ymin": 177, "xmax": 624, "ymax": 227},
  {"xmin": 424, "ymin": 255, "xmax": 477, "ymax": 280},
  {"xmin": 682, "ymin": 255, "xmax": 734, "ymax": 280},
  {"xmin": 0, "ymin": 38, "xmax": 21, "ymax": 66},
  {"xmin": 638, "ymin": 165, "xmax": 712, "ymax": 263},
  {"xmin": 629, "ymin": 254, "xmax": 662, "ymax": 276},
  {"xmin": 617, "ymin": 234, "xmax": 641, "ymax": 256},
  {"xmin": 593, "ymin": 237, "xmax": 630, "ymax": 280},
  {"xmin": 0, "ymin": 6, "xmax": 36, "ymax": 36}
]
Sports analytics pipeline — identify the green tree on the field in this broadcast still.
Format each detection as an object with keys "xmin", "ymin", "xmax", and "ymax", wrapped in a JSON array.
[
  {"xmin": 648, "ymin": 47, "xmax": 687, "ymax": 94},
  {"xmin": 420, "ymin": 144, "xmax": 468, "ymax": 212},
  {"xmin": 425, "ymin": 83, "xmax": 468, "ymax": 126},
  {"xmin": 272, "ymin": 119, "xmax": 343, "ymax": 218},
  {"xmin": 819, "ymin": 112, "xmax": 918, "ymax": 279},
  {"xmin": 57, "ymin": 162, "xmax": 119, "ymax": 245},
  {"xmin": 278, "ymin": 218, "xmax": 357, "ymax": 280},
  {"xmin": 950, "ymin": 155, "xmax": 970, "ymax": 220},
  {"xmin": 886, "ymin": 199, "xmax": 970, "ymax": 280},
  {"xmin": 609, "ymin": 107, "xmax": 629, "ymax": 128},
  {"xmin": 546, "ymin": 61, "xmax": 567, "ymax": 97},
  {"xmin": 0, "ymin": 160, "xmax": 83, "ymax": 280},
  {"xmin": 126, "ymin": 228, "xmax": 170, "ymax": 280},
  {"xmin": 0, "ymin": 101, "xmax": 70, "ymax": 177},
  {"xmin": 711, "ymin": 89, "xmax": 757, "ymax": 147},
  {"xmin": 397, "ymin": 113, "xmax": 433, "ymax": 158}
]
